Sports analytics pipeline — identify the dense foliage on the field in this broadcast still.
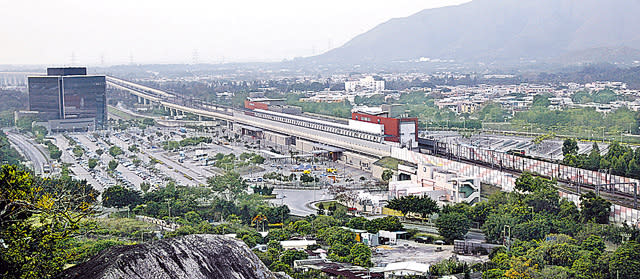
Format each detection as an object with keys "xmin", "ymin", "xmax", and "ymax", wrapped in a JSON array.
[
  {"xmin": 0, "ymin": 165, "xmax": 97, "ymax": 278},
  {"xmin": 563, "ymin": 141, "xmax": 640, "ymax": 179},
  {"xmin": 387, "ymin": 195, "xmax": 439, "ymax": 218}
]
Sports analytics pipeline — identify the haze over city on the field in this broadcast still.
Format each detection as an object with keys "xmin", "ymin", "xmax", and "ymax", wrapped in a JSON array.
[{"xmin": 0, "ymin": 0, "xmax": 470, "ymax": 65}]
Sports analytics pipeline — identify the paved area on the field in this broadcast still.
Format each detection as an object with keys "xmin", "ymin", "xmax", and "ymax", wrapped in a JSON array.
[
  {"xmin": 272, "ymin": 188, "xmax": 332, "ymax": 216},
  {"xmin": 372, "ymin": 239, "xmax": 488, "ymax": 267}
]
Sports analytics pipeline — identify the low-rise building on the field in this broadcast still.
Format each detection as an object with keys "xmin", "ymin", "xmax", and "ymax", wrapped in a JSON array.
[
  {"xmin": 280, "ymin": 239, "xmax": 317, "ymax": 250},
  {"xmin": 383, "ymin": 261, "xmax": 429, "ymax": 278},
  {"xmin": 351, "ymin": 105, "xmax": 418, "ymax": 149},
  {"xmin": 294, "ymin": 259, "xmax": 383, "ymax": 279},
  {"xmin": 346, "ymin": 76, "xmax": 385, "ymax": 92},
  {"xmin": 389, "ymin": 163, "xmax": 481, "ymax": 204}
]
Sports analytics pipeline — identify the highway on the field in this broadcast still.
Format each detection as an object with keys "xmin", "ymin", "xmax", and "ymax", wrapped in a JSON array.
[{"xmin": 6, "ymin": 132, "xmax": 49, "ymax": 174}]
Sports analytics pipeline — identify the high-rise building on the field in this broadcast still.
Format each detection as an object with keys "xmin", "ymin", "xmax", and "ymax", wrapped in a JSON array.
[{"xmin": 27, "ymin": 67, "xmax": 106, "ymax": 130}]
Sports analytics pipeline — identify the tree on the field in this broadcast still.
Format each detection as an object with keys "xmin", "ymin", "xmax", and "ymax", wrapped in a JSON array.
[
  {"xmin": 290, "ymin": 220, "xmax": 313, "ymax": 235},
  {"xmin": 267, "ymin": 228, "xmax": 290, "ymax": 242},
  {"xmin": 108, "ymin": 159, "xmax": 119, "ymax": 170},
  {"xmin": 532, "ymin": 94, "xmax": 551, "ymax": 108},
  {"xmin": 311, "ymin": 215, "xmax": 338, "ymax": 231},
  {"xmin": 609, "ymin": 241, "xmax": 640, "ymax": 279},
  {"xmin": 280, "ymin": 249, "xmax": 307, "ymax": 266},
  {"xmin": 562, "ymin": 138, "xmax": 578, "ymax": 157},
  {"xmin": 346, "ymin": 216, "xmax": 369, "ymax": 230},
  {"xmin": 387, "ymin": 195, "xmax": 439, "ymax": 218},
  {"xmin": 482, "ymin": 214, "xmax": 516, "ymax": 244},
  {"xmin": 513, "ymin": 218, "xmax": 551, "ymax": 242},
  {"xmin": 579, "ymin": 192, "xmax": 611, "ymax": 224},
  {"xmin": 435, "ymin": 212, "xmax": 471, "ymax": 243},
  {"xmin": 142, "ymin": 118, "xmax": 155, "ymax": 126},
  {"xmin": 381, "ymin": 169, "xmax": 394, "ymax": 183},
  {"xmin": 88, "ymin": 158, "xmax": 98, "ymax": 170},
  {"xmin": 128, "ymin": 144, "xmax": 138, "ymax": 153},
  {"xmin": 267, "ymin": 240, "xmax": 282, "ymax": 251},
  {"xmin": 102, "ymin": 185, "xmax": 142, "ymax": 209},
  {"xmin": 586, "ymin": 143, "xmax": 601, "ymax": 170},
  {"xmin": 366, "ymin": 216, "xmax": 404, "ymax": 233},
  {"xmin": 0, "ymin": 165, "xmax": 96, "ymax": 278},
  {"xmin": 504, "ymin": 256, "xmax": 537, "ymax": 279},
  {"xmin": 628, "ymin": 159, "xmax": 640, "ymax": 178},
  {"xmin": 572, "ymin": 251, "xmax": 609, "ymax": 279},
  {"xmin": 72, "ymin": 146, "xmax": 84, "ymax": 158},
  {"xmin": 582, "ymin": 235, "xmax": 605, "ymax": 254},
  {"xmin": 108, "ymin": 146, "xmax": 123, "ymax": 157},
  {"xmin": 515, "ymin": 172, "xmax": 552, "ymax": 193},
  {"xmin": 95, "ymin": 149, "xmax": 104, "ymax": 156},
  {"xmin": 207, "ymin": 172, "xmax": 246, "ymax": 201},
  {"xmin": 317, "ymin": 226, "xmax": 355, "ymax": 247},
  {"xmin": 183, "ymin": 211, "xmax": 202, "ymax": 225},
  {"xmin": 270, "ymin": 261, "xmax": 291, "ymax": 273},
  {"xmin": 349, "ymin": 243, "xmax": 372, "ymax": 267},
  {"xmin": 140, "ymin": 182, "xmax": 151, "ymax": 193},
  {"xmin": 300, "ymin": 173, "xmax": 315, "ymax": 184}
]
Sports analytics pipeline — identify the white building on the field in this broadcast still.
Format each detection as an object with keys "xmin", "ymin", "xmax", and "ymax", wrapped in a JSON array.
[
  {"xmin": 345, "ymin": 76, "xmax": 385, "ymax": 92},
  {"xmin": 383, "ymin": 261, "xmax": 429, "ymax": 278},
  {"xmin": 389, "ymin": 163, "xmax": 481, "ymax": 204}
]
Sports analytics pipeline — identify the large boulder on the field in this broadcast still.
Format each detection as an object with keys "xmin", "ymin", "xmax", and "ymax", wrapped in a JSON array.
[{"xmin": 56, "ymin": 234, "xmax": 285, "ymax": 279}]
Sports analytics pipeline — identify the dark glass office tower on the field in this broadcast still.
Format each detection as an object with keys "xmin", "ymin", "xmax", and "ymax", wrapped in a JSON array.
[
  {"xmin": 27, "ymin": 76, "xmax": 62, "ymax": 121},
  {"xmin": 28, "ymin": 67, "xmax": 107, "ymax": 129},
  {"xmin": 47, "ymin": 67, "xmax": 87, "ymax": 76},
  {"xmin": 62, "ymin": 76, "xmax": 107, "ymax": 128}
]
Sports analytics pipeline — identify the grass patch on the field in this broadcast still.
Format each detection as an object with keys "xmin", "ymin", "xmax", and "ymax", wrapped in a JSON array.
[
  {"xmin": 481, "ymin": 183, "xmax": 502, "ymax": 199},
  {"xmin": 108, "ymin": 105, "xmax": 142, "ymax": 121},
  {"xmin": 374, "ymin": 157, "xmax": 400, "ymax": 170},
  {"xmin": 316, "ymin": 201, "xmax": 347, "ymax": 211},
  {"xmin": 85, "ymin": 217, "xmax": 157, "ymax": 238}
]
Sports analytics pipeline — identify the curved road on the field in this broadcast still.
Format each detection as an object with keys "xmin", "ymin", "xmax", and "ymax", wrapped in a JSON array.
[
  {"xmin": 6, "ymin": 132, "xmax": 49, "ymax": 174},
  {"xmin": 272, "ymin": 188, "xmax": 332, "ymax": 216}
]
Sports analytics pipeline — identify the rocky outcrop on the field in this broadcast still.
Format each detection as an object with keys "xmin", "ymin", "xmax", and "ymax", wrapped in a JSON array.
[{"xmin": 56, "ymin": 234, "xmax": 286, "ymax": 279}]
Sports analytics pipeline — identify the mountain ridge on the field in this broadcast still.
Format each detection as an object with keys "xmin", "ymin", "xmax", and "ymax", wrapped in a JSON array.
[{"xmin": 310, "ymin": 0, "xmax": 640, "ymax": 67}]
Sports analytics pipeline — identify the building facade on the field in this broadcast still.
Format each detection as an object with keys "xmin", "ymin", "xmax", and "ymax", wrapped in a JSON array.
[
  {"xmin": 345, "ymin": 76, "xmax": 385, "ymax": 92},
  {"xmin": 28, "ymin": 67, "xmax": 106, "ymax": 129},
  {"xmin": 351, "ymin": 105, "xmax": 418, "ymax": 148}
]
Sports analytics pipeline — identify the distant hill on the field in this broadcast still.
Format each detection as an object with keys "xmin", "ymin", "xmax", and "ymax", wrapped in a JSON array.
[{"xmin": 310, "ymin": 0, "xmax": 640, "ymax": 67}]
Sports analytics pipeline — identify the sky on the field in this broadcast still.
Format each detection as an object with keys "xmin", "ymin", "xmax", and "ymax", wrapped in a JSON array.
[{"xmin": 0, "ymin": 0, "xmax": 470, "ymax": 65}]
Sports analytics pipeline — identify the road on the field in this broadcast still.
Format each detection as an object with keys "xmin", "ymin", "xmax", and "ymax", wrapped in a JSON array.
[
  {"xmin": 6, "ymin": 132, "xmax": 49, "ymax": 174},
  {"xmin": 272, "ymin": 188, "xmax": 332, "ymax": 216}
]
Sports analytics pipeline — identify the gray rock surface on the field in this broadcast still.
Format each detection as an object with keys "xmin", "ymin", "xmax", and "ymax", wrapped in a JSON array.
[{"xmin": 56, "ymin": 234, "xmax": 285, "ymax": 279}]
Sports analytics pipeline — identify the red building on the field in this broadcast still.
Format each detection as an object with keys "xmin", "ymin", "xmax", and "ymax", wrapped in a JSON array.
[
  {"xmin": 351, "ymin": 110, "xmax": 418, "ymax": 148},
  {"xmin": 244, "ymin": 99, "xmax": 270, "ymax": 110}
]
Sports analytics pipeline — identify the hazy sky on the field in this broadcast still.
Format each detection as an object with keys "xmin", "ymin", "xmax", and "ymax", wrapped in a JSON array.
[{"xmin": 0, "ymin": 0, "xmax": 470, "ymax": 65}]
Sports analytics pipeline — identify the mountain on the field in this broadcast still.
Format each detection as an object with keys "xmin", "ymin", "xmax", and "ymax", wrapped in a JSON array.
[
  {"xmin": 55, "ymin": 234, "xmax": 288, "ymax": 279},
  {"xmin": 310, "ymin": 0, "xmax": 640, "ymax": 67}
]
